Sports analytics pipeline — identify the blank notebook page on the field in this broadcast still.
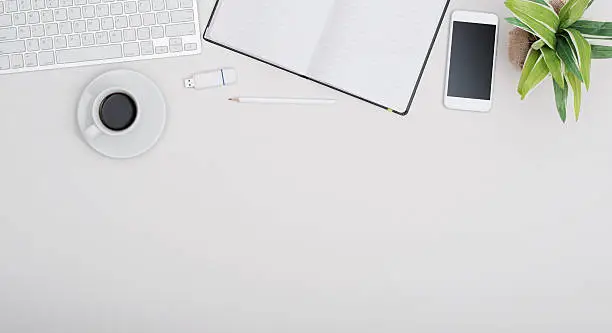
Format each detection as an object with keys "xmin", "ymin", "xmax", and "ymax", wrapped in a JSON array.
[
  {"xmin": 307, "ymin": 0, "xmax": 449, "ymax": 111},
  {"xmin": 207, "ymin": 0, "xmax": 336, "ymax": 73},
  {"xmin": 206, "ymin": 0, "xmax": 448, "ymax": 112}
]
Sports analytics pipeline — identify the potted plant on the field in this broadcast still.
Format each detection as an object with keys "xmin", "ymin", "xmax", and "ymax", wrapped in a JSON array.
[{"xmin": 505, "ymin": 0, "xmax": 612, "ymax": 122}]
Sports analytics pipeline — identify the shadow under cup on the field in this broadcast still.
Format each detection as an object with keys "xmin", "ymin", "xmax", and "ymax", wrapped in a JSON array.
[{"xmin": 99, "ymin": 92, "xmax": 138, "ymax": 132}]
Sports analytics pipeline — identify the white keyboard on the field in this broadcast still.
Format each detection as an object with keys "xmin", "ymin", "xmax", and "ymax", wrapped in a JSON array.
[{"xmin": 0, "ymin": 0, "xmax": 201, "ymax": 74}]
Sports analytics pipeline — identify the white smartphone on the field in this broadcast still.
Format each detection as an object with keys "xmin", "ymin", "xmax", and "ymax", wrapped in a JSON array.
[{"xmin": 444, "ymin": 11, "xmax": 499, "ymax": 112}]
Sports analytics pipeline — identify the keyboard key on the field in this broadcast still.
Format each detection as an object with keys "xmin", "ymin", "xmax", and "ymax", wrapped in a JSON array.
[
  {"xmin": 183, "ymin": 42, "xmax": 196, "ymax": 51},
  {"xmin": 54, "ymin": 8, "xmax": 67, "ymax": 20},
  {"xmin": 17, "ymin": 25, "xmax": 29, "ymax": 38},
  {"xmin": 0, "ymin": 27, "xmax": 16, "ymax": 40},
  {"xmin": 124, "ymin": 0, "xmax": 135, "ymax": 14},
  {"xmin": 178, "ymin": 0, "xmax": 190, "ymax": 8},
  {"xmin": 59, "ymin": 0, "xmax": 73, "ymax": 6},
  {"xmin": 40, "ymin": 10, "xmax": 53, "ymax": 22},
  {"xmin": 67, "ymin": 33, "xmax": 80, "ymax": 46},
  {"xmin": 137, "ymin": 0, "xmax": 149, "ymax": 12},
  {"xmin": 86, "ymin": 18, "xmax": 99, "ymax": 31},
  {"xmin": 38, "ymin": 50, "xmax": 54, "ymax": 65},
  {"xmin": 31, "ymin": 24, "xmax": 44, "ymax": 36},
  {"xmin": 24, "ymin": 52, "xmax": 37, "ymax": 66},
  {"xmin": 165, "ymin": 0, "xmax": 177, "ymax": 10},
  {"xmin": 170, "ymin": 38, "xmax": 183, "ymax": 52},
  {"xmin": 122, "ymin": 41, "xmax": 137, "ymax": 56},
  {"xmin": 155, "ymin": 11, "xmax": 168, "ymax": 24},
  {"xmin": 164, "ymin": 22, "xmax": 192, "ymax": 37},
  {"xmin": 0, "ymin": 2, "xmax": 4, "ymax": 13},
  {"xmin": 140, "ymin": 40, "xmax": 151, "ymax": 54},
  {"xmin": 142, "ymin": 12, "xmax": 153, "ymax": 25},
  {"xmin": 101, "ymin": 17, "xmax": 113, "ymax": 29},
  {"xmin": 68, "ymin": 6, "xmax": 81, "ymax": 19},
  {"xmin": 150, "ymin": 24, "xmax": 161, "ymax": 38},
  {"xmin": 74, "ymin": 0, "xmax": 85, "ymax": 4},
  {"xmin": 151, "ymin": 0, "xmax": 162, "ymax": 10},
  {"xmin": 0, "ymin": 14, "xmax": 12, "ymax": 27},
  {"xmin": 0, "ymin": 39, "xmax": 24, "ymax": 54},
  {"xmin": 10, "ymin": 53, "xmax": 22, "ymax": 67},
  {"xmin": 56, "ymin": 43, "xmax": 122, "ymax": 63},
  {"xmin": 128, "ymin": 13, "xmax": 140, "ymax": 26},
  {"xmin": 169, "ymin": 9, "xmax": 191, "ymax": 23},
  {"xmin": 37, "ymin": 50, "xmax": 53, "ymax": 65},
  {"xmin": 46, "ymin": 0, "xmax": 58, "ymax": 7},
  {"xmin": 87, "ymin": 0, "xmax": 99, "ymax": 4},
  {"xmin": 94, "ymin": 30, "xmax": 107, "ymax": 43},
  {"xmin": 114, "ymin": 15, "xmax": 126, "ymax": 28},
  {"xmin": 96, "ymin": 3, "xmax": 108, "ymax": 16},
  {"xmin": 153, "ymin": 45, "xmax": 165, "ymax": 53},
  {"xmin": 54, "ymin": 35, "xmax": 66, "ymax": 48},
  {"xmin": 108, "ymin": 29, "xmax": 120, "ymax": 42},
  {"xmin": 13, "ymin": 12, "xmax": 25, "ymax": 25},
  {"xmin": 0, "ymin": 55, "xmax": 9, "ymax": 69},
  {"xmin": 80, "ymin": 32, "xmax": 93, "ymax": 45},
  {"xmin": 44, "ymin": 22, "xmax": 58, "ymax": 35},
  {"xmin": 72, "ymin": 19, "xmax": 85, "ymax": 32},
  {"xmin": 39, "ymin": 36, "xmax": 52, "ymax": 49},
  {"xmin": 26, "ymin": 37, "xmax": 39, "ymax": 50},
  {"xmin": 59, "ymin": 21, "xmax": 71, "ymax": 33},
  {"xmin": 122, "ymin": 27, "xmax": 134, "ymax": 40},
  {"xmin": 109, "ymin": 2, "xmax": 121, "ymax": 14},
  {"xmin": 18, "ymin": 0, "xmax": 32, "ymax": 11},
  {"xmin": 136, "ymin": 26, "xmax": 147, "ymax": 39},
  {"xmin": 32, "ymin": 0, "xmax": 45, "ymax": 9},
  {"xmin": 5, "ymin": 0, "xmax": 17, "ymax": 12},
  {"xmin": 82, "ymin": 5, "xmax": 94, "ymax": 17},
  {"xmin": 27, "ymin": 11, "xmax": 40, "ymax": 24}
]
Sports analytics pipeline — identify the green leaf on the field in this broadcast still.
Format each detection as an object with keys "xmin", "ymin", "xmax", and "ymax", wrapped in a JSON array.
[
  {"xmin": 529, "ymin": 0, "xmax": 552, "ymax": 6},
  {"xmin": 553, "ymin": 77, "xmax": 569, "ymax": 122},
  {"xmin": 559, "ymin": 0, "xmax": 591, "ymax": 28},
  {"xmin": 591, "ymin": 44, "xmax": 612, "ymax": 58},
  {"xmin": 532, "ymin": 39, "xmax": 546, "ymax": 50},
  {"xmin": 541, "ymin": 46, "xmax": 564, "ymax": 88},
  {"xmin": 587, "ymin": 0, "xmax": 595, "ymax": 9},
  {"xmin": 571, "ymin": 20, "xmax": 612, "ymax": 39},
  {"xmin": 518, "ymin": 50, "xmax": 550, "ymax": 99},
  {"xmin": 506, "ymin": 17, "xmax": 535, "ymax": 34},
  {"xmin": 563, "ymin": 29, "xmax": 592, "ymax": 89},
  {"xmin": 582, "ymin": 36, "xmax": 612, "ymax": 40},
  {"xmin": 566, "ymin": 71, "xmax": 582, "ymax": 120},
  {"xmin": 506, "ymin": 0, "xmax": 560, "ymax": 30},
  {"xmin": 557, "ymin": 34, "xmax": 584, "ymax": 81},
  {"xmin": 505, "ymin": 0, "xmax": 559, "ymax": 48},
  {"xmin": 518, "ymin": 48, "xmax": 540, "ymax": 90}
]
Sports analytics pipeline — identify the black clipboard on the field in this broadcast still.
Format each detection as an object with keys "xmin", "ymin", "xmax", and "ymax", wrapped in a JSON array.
[{"xmin": 203, "ymin": 0, "xmax": 451, "ymax": 116}]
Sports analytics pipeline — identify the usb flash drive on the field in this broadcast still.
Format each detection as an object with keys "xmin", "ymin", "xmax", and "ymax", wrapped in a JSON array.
[{"xmin": 184, "ymin": 68, "xmax": 237, "ymax": 90}]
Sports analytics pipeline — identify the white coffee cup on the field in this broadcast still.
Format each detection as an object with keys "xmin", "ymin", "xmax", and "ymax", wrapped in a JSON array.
[{"xmin": 85, "ymin": 88, "xmax": 140, "ymax": 140}]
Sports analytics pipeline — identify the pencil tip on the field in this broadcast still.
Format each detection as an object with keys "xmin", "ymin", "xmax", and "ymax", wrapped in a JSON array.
[{"xmin": 228, "ymin": 97, "xmax": 238, "ymax": 102}]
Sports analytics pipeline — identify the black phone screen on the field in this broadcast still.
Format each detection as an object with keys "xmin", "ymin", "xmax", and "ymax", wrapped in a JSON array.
[{"xmin": 447, "ymin": 22, "xmax": 497, "ymax": 100}]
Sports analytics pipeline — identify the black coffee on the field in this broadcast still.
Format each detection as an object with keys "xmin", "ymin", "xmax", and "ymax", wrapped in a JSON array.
[{"xmin": 99, "ymin": 93, "xmax": 138, "ymax": 132}]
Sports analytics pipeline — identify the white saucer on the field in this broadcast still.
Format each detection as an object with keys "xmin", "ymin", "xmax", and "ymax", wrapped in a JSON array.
[{"xmin": 77, "ymin": 70, "xmax": 166, "ymax": 159}]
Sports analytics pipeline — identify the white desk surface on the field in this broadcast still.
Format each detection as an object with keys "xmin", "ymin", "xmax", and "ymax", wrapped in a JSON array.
[{"xmin": 2, "ymin": 1, "xmax": 612, "ymax": 332}]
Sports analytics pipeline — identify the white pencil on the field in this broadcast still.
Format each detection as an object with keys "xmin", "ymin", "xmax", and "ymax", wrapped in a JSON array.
[{"xmin": 229, "ymin": 97, "xmax": 336, "ymax": 105}]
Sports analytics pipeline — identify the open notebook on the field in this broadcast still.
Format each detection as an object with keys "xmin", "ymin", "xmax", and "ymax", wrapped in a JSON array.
[{"xmin": 204, "ymin": 0, "xmax": 451, "ymax": 115}]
